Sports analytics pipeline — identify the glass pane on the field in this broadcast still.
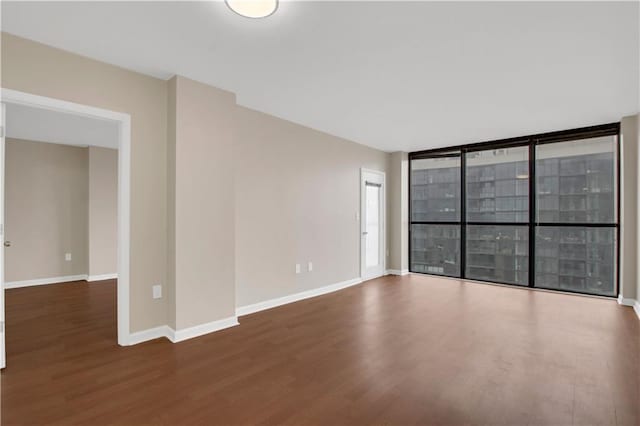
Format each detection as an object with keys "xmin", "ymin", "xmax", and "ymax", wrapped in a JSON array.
[
  {"xmin": 466, "ymin": 225, "xmax": 529, "ymax": 285},
  {"xmin": 411, "ymin": 155, "xmax": 460, "ymax": 222},
  {"xmin": 411, "ymin": 224, "xmax": 460, "ymax": 276},
  {"xmin": 536, "ymin": 136, "xmax": 617, "ymax": 223},
  {"xmin": 466, "ymin": 146, "xmax": 529, "ymax": 222},
  {"xmin": 365, "ymin": 184, "xmax": 380, "ymax": 267},
  {"xmin": 535, "ymin": 226, "xmax": 616, "ymax": 296}
]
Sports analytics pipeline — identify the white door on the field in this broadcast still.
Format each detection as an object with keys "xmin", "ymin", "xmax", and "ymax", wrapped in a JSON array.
[
  {"xmin": 1, "ymin": 103, "xmax": 6, "ymax": 369},
  {"xmin": 361, "ymin": 169, "xmax": 385, "ymax": 280}
]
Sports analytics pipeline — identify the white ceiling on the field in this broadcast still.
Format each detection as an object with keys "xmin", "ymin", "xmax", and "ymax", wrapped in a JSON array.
[
  {"xmin": 2, "ymin": 1, "xmax": 638, "ymax": 152},
  {"xmin": 5, "ymin": 103, "xmax": 120, "ymax": 149}
]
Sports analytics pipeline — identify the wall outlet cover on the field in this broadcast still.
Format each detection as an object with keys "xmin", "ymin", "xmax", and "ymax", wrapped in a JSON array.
[
  {"xmin": 295, "ymin": 264, "xmax": 301, "ymax": 274},
  {"xmin": 65, "ymin": 253, "xmax": 72, "ymax": 261},
  {"xmin": 308, "ymin": 262, "xmax": 313, "ymax": 272},
  {"xmin": 152, "ymin": 284, "xmax": 162, "ymax": 299}
]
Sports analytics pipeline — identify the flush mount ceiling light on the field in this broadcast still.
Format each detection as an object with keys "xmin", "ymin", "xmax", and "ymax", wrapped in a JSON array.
[{"xmin": 225, "ymin": 0, "xmax": 278, "ymax": 18}]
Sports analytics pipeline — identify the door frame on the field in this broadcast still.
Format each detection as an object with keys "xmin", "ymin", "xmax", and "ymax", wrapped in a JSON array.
[
  {"xmin": 360, "ymin": 168, "xmax": 386, "ymax": 280},
  {"xmin": 0, "ymin": 88, "xmax": 132, "ymax": 355},
  {"xmin": 0, "ymin": 103, "xmax": 5, "ymax": 368}
]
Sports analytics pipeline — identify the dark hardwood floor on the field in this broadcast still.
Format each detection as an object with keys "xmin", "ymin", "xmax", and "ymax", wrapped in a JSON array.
[{"xmin": 2, "ymin": 275, "xmax": 639, "ymax": 425}]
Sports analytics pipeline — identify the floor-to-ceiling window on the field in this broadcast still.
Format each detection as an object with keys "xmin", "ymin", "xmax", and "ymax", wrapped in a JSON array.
[
  {"xmin": 409, "ymin": 123, "xmax": 619, "ymax": 297},
  {"xmin": 410, "ymin": 154, "xmax": 462, "ymax": 276}
]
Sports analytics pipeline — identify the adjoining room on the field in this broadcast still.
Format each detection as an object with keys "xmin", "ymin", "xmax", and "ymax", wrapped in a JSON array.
[
  {"xmin": 4, "ymin": 103, "xmax": 119, "ymax": 288},
  {"xmin": 2, "ymin": 101, "xmax": 122, "ymax": 357}
]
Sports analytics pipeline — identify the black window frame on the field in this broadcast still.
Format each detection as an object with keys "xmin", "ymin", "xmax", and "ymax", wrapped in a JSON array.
[{"xmin": 408, "ymin": 122, "xmax": 620, "ymax": 297}]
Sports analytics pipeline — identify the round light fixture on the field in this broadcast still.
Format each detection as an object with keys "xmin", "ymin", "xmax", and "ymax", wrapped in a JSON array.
[{"xmin": 225, "ymin": 0, "xmax": 278, "ymax": 18}]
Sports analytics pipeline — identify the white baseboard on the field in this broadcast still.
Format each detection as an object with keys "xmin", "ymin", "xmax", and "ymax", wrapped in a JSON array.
[
  {"xmin": 87, "ymin": 273, "xmax": 118, "ymax": 282},
  {"xmin": 236, "ymin": 277, "xmax": 363, "ymax": 317},
  {"xmin": 4, "ymin": 273, "xmax": 118, "ymax": 288},
  {"xmin": 128, "ymin": 325, "xmax": 173, "ymax": 345},
  {"xmin": 385, "ymin": 269, "xmax": 409, "ymax": 276},
  {"xmin": 618, "ymin": 295, "xmax": 640, "ymax": 320},
  {"xmin": 617, "ymin": 295, "xmax": 636, "ymax": 307},
  {"xmin": 127, "ymin": 316, "xmax": 239, "ymax": 345},
  {"xmin": 171, "ymin": 316, "xmax": 239, "ymax": 343},
  {"xmin": 4, "ymin": 274, "xmax": 88, "ymax": 289}
]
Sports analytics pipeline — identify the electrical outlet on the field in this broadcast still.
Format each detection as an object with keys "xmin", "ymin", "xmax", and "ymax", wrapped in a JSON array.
[
  {"xmin": 295, "ymin": 264, "xmax": 301, "ymax": 274},
  {"xmin": 152, "ymin": 284, "xmax": 162, "ymax": 299},
  {"xmin": 65, "ymin": 253, "xmax": 72, "ymax": 261},
  {"xmin": 308, "ymin": 262, "xmax": 313, "ymax": 272}
]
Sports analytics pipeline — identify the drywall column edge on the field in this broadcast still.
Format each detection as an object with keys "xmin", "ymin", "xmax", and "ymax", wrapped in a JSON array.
[
  {"xmin": 166, "ymin": 76, "xmax": 177, "ymax": 330},
  {"xmin": 621, "ymin": 114, "xmax": 638, "ymax": 301},
  {"xmin": 88, "ymin": 146, "xmax": 118, "ymax": 278},
  {"xmin": 400, "ymin": 152, "xmax": 409, "ymax": 271},
  {"xmin": 636, "ymin": 113, "xmax": 640, "ymax": 302},
  {"xmin": 171, "ymin": 75, "xmax": 237, "ymax": 331},
  {"xmin": 388, "ymin": 152, "xmax": 409, "ymax": 272}
]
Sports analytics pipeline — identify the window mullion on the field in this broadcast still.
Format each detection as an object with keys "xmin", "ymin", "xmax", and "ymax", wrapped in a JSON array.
[
  {"xmin": 460, "ymin": 149, "xmax": 467, "ymax": 279},
  {"xmin": 529, "ymin": 140, "xmax": 536, "ymax": 288}
]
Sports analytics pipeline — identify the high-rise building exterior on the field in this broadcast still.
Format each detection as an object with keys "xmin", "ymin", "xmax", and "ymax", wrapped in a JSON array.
[{"xmin": 409, "ymin": 128, "xmax": 618, "ymax": 297}]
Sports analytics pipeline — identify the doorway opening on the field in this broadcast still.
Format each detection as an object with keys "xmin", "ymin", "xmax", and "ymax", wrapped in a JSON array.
[{"xmin": 0, "ymin": 89, "xmax": 132, "ymax": 369}]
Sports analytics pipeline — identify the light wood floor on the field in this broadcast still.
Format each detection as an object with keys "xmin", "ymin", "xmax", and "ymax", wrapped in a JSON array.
[{"xmin": 2, "ymin": 275, "xmax": 639, "ymax": 425}]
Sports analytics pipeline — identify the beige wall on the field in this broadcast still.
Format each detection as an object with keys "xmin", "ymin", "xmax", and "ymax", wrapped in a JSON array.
[
  {"xmin": 620, "ymin": 114, "xmax": 638, "ymax": 301},
  {"xmin": 388, "ymin": 152, "xmax": 409, "ymax": 272},
  {"xmin": 88, "ymin": 146, "xmax": 118, "ymax": 277},
  {"xmin": 6, "ymin": 140, "xmax": 119, "ymax": 283},
  {"xmin": 2, "ymin": 33, "xmax": 169, "ymax": 332},
  {"xmin": 3, "ymin": 32, "xmax": 636, "ymax": 340},
  {"xmin": 2, "ymin": 33, "xmax": 393, "ymax": 335},
  {"xmin": 234, "ymin": 106, "xmax": 388, "ymax": 307},
  {"xmin": 167, "ymin": 76, "xmax": 236, "ymax": 329},
  {"xmin": 636, "ymin": 113, "xmax": 640, "ymax": 303},
  {"xmin": 637, "ymin": 113, "xmax": 640, "ymax": 303},
  {"xmin": 166, "ymin": 77, "xmax": 177, "ymax": 329},
  {"xmin": 5, "ymin": 139, "xmax": 88, "ymax": 282}
]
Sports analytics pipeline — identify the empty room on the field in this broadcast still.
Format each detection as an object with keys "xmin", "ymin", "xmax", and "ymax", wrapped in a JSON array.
[
  {"xmin": 2, "ymin": 102, "xmax": 120, "ymax": 365},
  {"xmin": 0, "ymin": 1, "xmax": 638, "ymax": 425}
]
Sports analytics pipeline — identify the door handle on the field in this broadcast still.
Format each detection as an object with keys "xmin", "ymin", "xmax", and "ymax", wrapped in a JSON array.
[
  {"xmin": 4, "ymin": 241, "xmax": 11, "ymax": 247},
  {"xmin": 362, "ymin": 232, "xmax": 368, "ymax": 235}
]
